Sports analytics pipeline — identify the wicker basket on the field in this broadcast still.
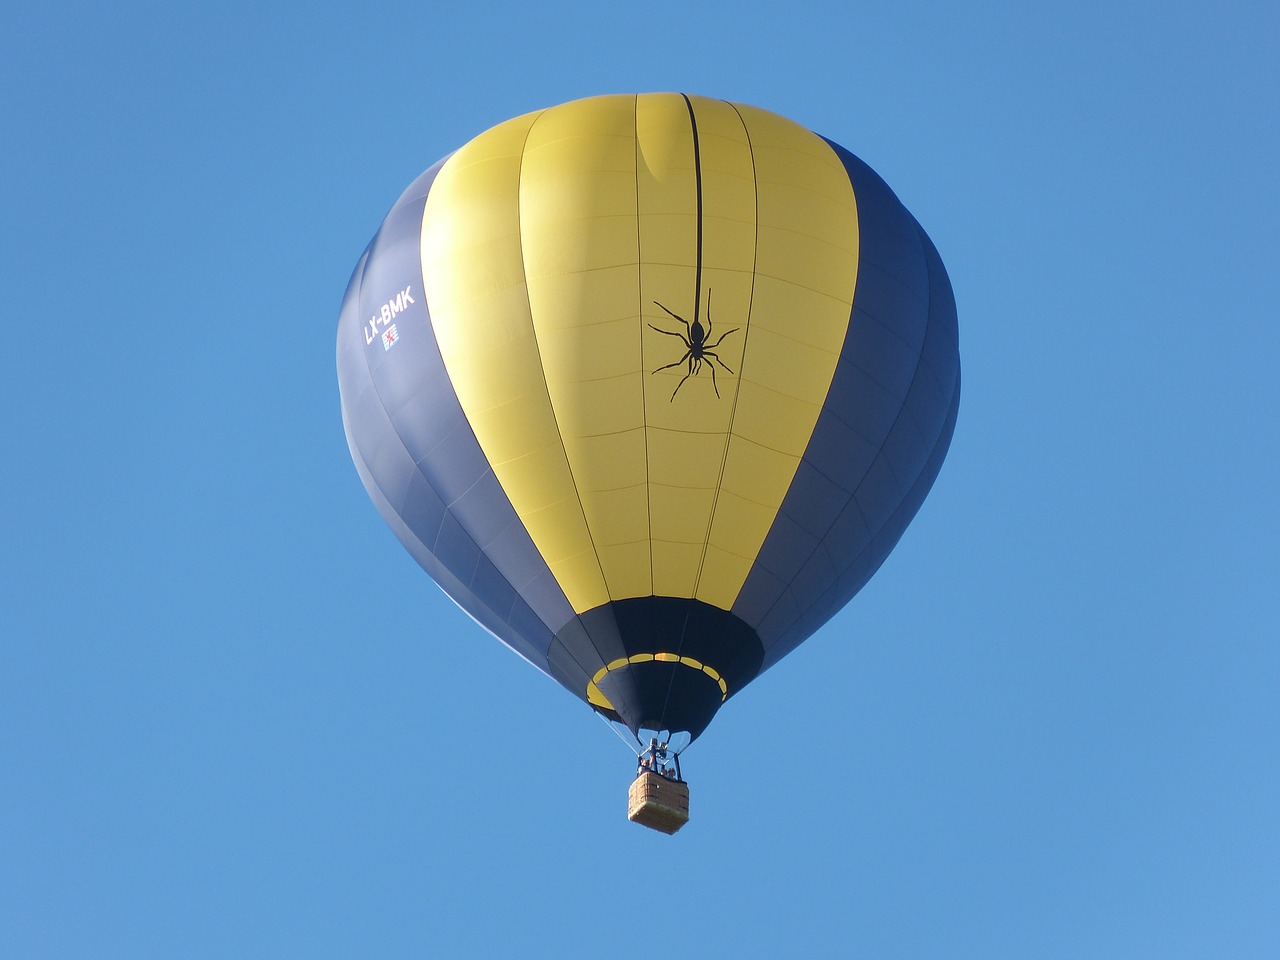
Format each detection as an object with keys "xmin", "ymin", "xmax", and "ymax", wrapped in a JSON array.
[{"xmin": 628, "ymin": 771, "xmax": 690, "ymax": 834}]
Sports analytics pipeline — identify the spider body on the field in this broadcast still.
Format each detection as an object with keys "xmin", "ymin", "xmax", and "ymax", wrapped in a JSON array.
[{"xmin": 648, "ymin": 290, "xmax": 740, "ymax": 401}]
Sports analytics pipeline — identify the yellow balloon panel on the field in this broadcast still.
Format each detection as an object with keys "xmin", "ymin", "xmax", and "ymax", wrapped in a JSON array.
[
  {"xmin": 421, "ymin": 109, "xmax": 611, "ymax": 609},
  {"xmin": 523, "ymin": 100, "xmax": 650, "ymax": 603},
  {"xmin": 420, "ymin": 94, "xmax": 858, "ymax": 615}
]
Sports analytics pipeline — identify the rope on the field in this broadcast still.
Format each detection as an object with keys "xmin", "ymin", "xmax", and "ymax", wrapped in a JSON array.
[{"xmin": 596, "ymin": 711, "xmax": 643, "ymax": 754}]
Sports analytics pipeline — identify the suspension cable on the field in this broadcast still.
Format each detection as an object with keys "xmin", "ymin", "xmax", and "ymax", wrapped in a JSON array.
[{"xmin": 596, "ymin": 711, "xmax": 643, "ymax": 754}]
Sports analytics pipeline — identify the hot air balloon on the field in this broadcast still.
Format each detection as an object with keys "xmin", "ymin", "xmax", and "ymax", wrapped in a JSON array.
[{"xmin": 337, "ymin": 93, "xmax": 959, "ymax": 833}]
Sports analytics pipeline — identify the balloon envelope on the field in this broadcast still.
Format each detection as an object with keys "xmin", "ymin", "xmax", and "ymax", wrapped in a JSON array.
[{"xmin": 337, "ymin": 93, "xmax": 959, "ymax": 741}]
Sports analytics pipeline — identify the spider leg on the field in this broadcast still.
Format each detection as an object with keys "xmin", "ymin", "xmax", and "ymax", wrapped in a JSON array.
[
  {"xmin": 704, "ymin": 327, "xmax": 740, "ymax": 350},
  {"xmin": 653, "ymin": 300, "xmax": 692, "ymax": 338},
  {"xmin": 648, "ymin": 323, "xmax": 691, "ymax": 347},
  {"xmin": 670, "ymin": 368, "xmax": 694, "ymax": 401},
  {"xmin": 707, "ymin": 357, "xmax": 721, "ymax": 398},
  {"xmin": 652, "ymin": 349, "xmax": 692, "ymax": 375},
  {"xmin": 704, "ymin": 288, "xmax": 713, "ymax": 338},
  {"xmin": 704, "ymin": 350, "xmax": 736, "ymax": 375}
]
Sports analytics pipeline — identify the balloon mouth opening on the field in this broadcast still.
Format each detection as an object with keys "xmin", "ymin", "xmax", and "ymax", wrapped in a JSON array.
[
  {"xmin": 590, "ymin": 657, "xmax": 729, "ymax": 742},
  {"xmin": 587, "ymin": 652, "xmax": 728, "ymax": 709},
  {"xmin": 550, "ymin": 596, "xmax": 764, "ymax": 743}
]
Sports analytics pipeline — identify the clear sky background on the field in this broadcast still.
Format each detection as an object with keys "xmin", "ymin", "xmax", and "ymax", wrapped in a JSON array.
[{"xmin": 4, "ymin": 1, "xmax": 1277, "ymax": 957}]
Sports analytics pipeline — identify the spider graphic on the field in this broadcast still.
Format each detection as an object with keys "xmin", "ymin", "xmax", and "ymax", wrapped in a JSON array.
[{"xmin": 647, "ymin": 289, "xmax": 740, "ymax": 401}]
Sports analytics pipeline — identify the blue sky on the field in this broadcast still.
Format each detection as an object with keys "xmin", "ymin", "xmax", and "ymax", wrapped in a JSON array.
[{"xmin": 3, "ymin": 1, "xmax": 1277, "ymax": 956}]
